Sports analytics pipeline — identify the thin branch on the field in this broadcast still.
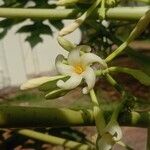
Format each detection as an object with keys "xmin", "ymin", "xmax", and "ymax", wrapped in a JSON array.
[
  {"xmin": 0, "ymin": 7, "xmax": 149, "ymax": 20},
  {"xmin": 18, "ymin": 129, "xmax": 91, "ymax": 150}
]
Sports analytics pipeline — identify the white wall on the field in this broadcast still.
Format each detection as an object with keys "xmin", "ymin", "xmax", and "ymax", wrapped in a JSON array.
[{"xmin": 0, "ymin": 20, "xmax": 81, "ymax": 88}]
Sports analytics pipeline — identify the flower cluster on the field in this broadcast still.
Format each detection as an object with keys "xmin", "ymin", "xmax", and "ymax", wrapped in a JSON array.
[{"xmin": 97, "ymin": 120, "xmax": 122, "ymax": 150}]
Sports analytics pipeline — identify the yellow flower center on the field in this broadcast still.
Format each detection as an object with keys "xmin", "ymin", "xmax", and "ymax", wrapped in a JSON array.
[{"xmin": 74, "ymin": 64, "xmax": 85, "ymax": 74}]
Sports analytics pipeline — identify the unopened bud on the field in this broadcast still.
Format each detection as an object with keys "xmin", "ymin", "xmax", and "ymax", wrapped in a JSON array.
[
  {"xmin": 20, "ymin": 77, "xmax": 53, "ymax": 90},
  {"xmin": 21, "ymin": 75, "xmax": 67, "ymax": 90},
  {"xmin": 57, "ymin": 36, "xmax": 76, "ymax": 51},
  {"xmin": 59, "ymin": 19, "xmax": 82, "ymax": 36},
  {"xmin": 127, "ymin": 10, "xmax": 150, "ymax": 43}
]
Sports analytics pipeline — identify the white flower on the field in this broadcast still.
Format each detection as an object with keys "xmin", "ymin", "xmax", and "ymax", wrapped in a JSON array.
[
  {"xmin": 55, "ymin": 45, "xmax": 107, "ymax": 94},
  {"xmin": 97, "ymin": 120, "xmax": 122, "ymax": 150}
]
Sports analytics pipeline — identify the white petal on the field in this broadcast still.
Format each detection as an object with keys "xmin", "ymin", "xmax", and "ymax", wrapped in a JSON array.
[
  {"xmin": 81, "ymin": 53, "xmax": 107, "ymax": 69},
  {"xmin": 96, "ymin": 134, "xmax": 114, "ymax": 150},
  {"xmin": 20, "ymin": 77, "xmax": 52, "ymax": 90},
  {"xmin": 67, "ymin": 48, "xmax": 81, "ymax": 65},
  {"xmin": 57, "ymin": 74, "xmax": 82, "ymax": 90},
  {"xmin": 55, "ymin": 54, "xmax": 73, "ymax": 75},
  {"xmin": 82, "ymin": 67, "xmax": 96, "ymax": 94},
  {"xmin": 77, "ymin": 45, "xmax": 91, "ymax": 52},
  {"xmin": 105, "ymin": 121, "xmax": 122, "ymax": 142}
]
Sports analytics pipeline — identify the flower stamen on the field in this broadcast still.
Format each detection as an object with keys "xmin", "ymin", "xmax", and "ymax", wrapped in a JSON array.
[{"xmin": 74, "ymin": 64, "xmax": 85, "ymax": 74}]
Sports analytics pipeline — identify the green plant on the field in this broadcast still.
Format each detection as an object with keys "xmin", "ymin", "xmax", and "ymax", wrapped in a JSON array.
[{"xmin": 0, "ymin": 0, "xmax": 150, "ymax": 149}]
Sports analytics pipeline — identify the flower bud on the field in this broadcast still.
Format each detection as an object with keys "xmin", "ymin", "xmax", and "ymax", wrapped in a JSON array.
[
  {"xmin": 127, "ymin": 10, "xmax": 150, "ymax": 43},
  {"xmin": 20, "ymin": 77, "xmax": 53, "ymax": 90},
  {"xmin": 59, "ymin": 19, "xmax": 82, "ymax": 36},
  {"xmin": 57, "ymin": 36, "xmax": 76, "ymax": 51},
  {"xmin": 21, "ymin": 75, "xmax": 67, "ymax": 90}
]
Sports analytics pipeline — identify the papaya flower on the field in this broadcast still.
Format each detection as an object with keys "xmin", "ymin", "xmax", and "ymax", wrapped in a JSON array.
[
  {"xmin": 96, "ymin": 120, "xmax": 122, "ymax": 150},
  {"xmin": 55, "ymin": 45, "xmax": 107, "ymax": 94}
]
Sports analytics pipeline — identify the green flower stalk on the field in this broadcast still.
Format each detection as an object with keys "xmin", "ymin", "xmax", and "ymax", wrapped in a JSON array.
[
  {"xmin": 90, "ymin": 89, "xmax": 106, "ymax": 135},
  {"xmin": 98, "ymin": 0, "xmax": 106, "ymax": 19}
]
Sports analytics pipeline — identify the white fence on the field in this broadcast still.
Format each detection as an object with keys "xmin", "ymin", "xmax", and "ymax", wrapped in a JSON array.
[{"xmin": 0, "ymin": 21, "xmax": 81, "ymax": 89}]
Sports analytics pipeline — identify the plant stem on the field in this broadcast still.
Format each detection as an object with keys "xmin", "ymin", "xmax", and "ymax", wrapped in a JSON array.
[
  {"xmin": 105, "ymin": 74, "xmax": 123, "ymax": 93},
  {"xmin": 0, "ymin": 7, "xmax": 149, "ymax": 20},
  {"xmin": 0, "ymin": 105, "xmax": 149, "ymax": 128},
  {"xmin": 90, "ymin": 89, "xmax": 106, "ymax": 134},
  {"xmin": 105, "ymin": 42, "xmax": 128, "ymax": 63},
  {"xmin": 105, "ymin": 74, "xmax": 126, "ymax": 121},
  {"xmin": 18, "ymin": 129, "xmax": 91, "ymax": 150}
]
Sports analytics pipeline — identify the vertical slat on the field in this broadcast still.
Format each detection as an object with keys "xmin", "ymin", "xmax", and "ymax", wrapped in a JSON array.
[
  {"xmin": 0, "ymin": 41, "xmax": 11, "ymax": 88},
  {"xmin": 2, "ymin": 25, "xmax": 27, "ymax": 86}
]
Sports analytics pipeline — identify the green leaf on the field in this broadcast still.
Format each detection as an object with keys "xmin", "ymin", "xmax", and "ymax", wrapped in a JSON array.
[
  {"xmin": 45, "ymin": 89, "xmax": 69, "ymax": 99},
  {"xmin": 127, "ymin": 49, "xmax": 150, "ymax": 76},
  {"xmin": 57, "ymin": 36, "xmax": 76, "ymax": 51},
  {"xmin": 112, "ymin": 67, "xmax": 150, "ymax": 86}
]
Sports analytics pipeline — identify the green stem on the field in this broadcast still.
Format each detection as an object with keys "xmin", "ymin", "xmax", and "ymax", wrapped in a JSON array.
[
  {"xmin": 105, "ymin": 42, "xmax": 128, "ymax": 63},
  {"xmin": 0, "ymin": 7, "xmax": 149, "ymax": 20},
  {"xmin": 0, "ymin": 106, "xmax": 149, "ymax": 128},
  {"xmin": 90, "ymin": 89, "xmax": 106, "ymax": 134},
  {"xmin": 105, "ymin": 74, "xmax": 125, "ymax": 121},
  {"xmin": 105, "ymin": 9, "xmax": 150, "ymax": 62},
  {"xmin": 18, "ymin": 129, "xmax": 91, "ymax": 150},
  {"xmin": 147, "ymin": 127, "xmax": 150, "ymax": 150},
  {"xmin": 98, "ymin": 0, "xmax": 106, "ymax": 19},
  {"xmin": 105, "ymin": 74, "xmax": 123, "ymax": 93}
]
